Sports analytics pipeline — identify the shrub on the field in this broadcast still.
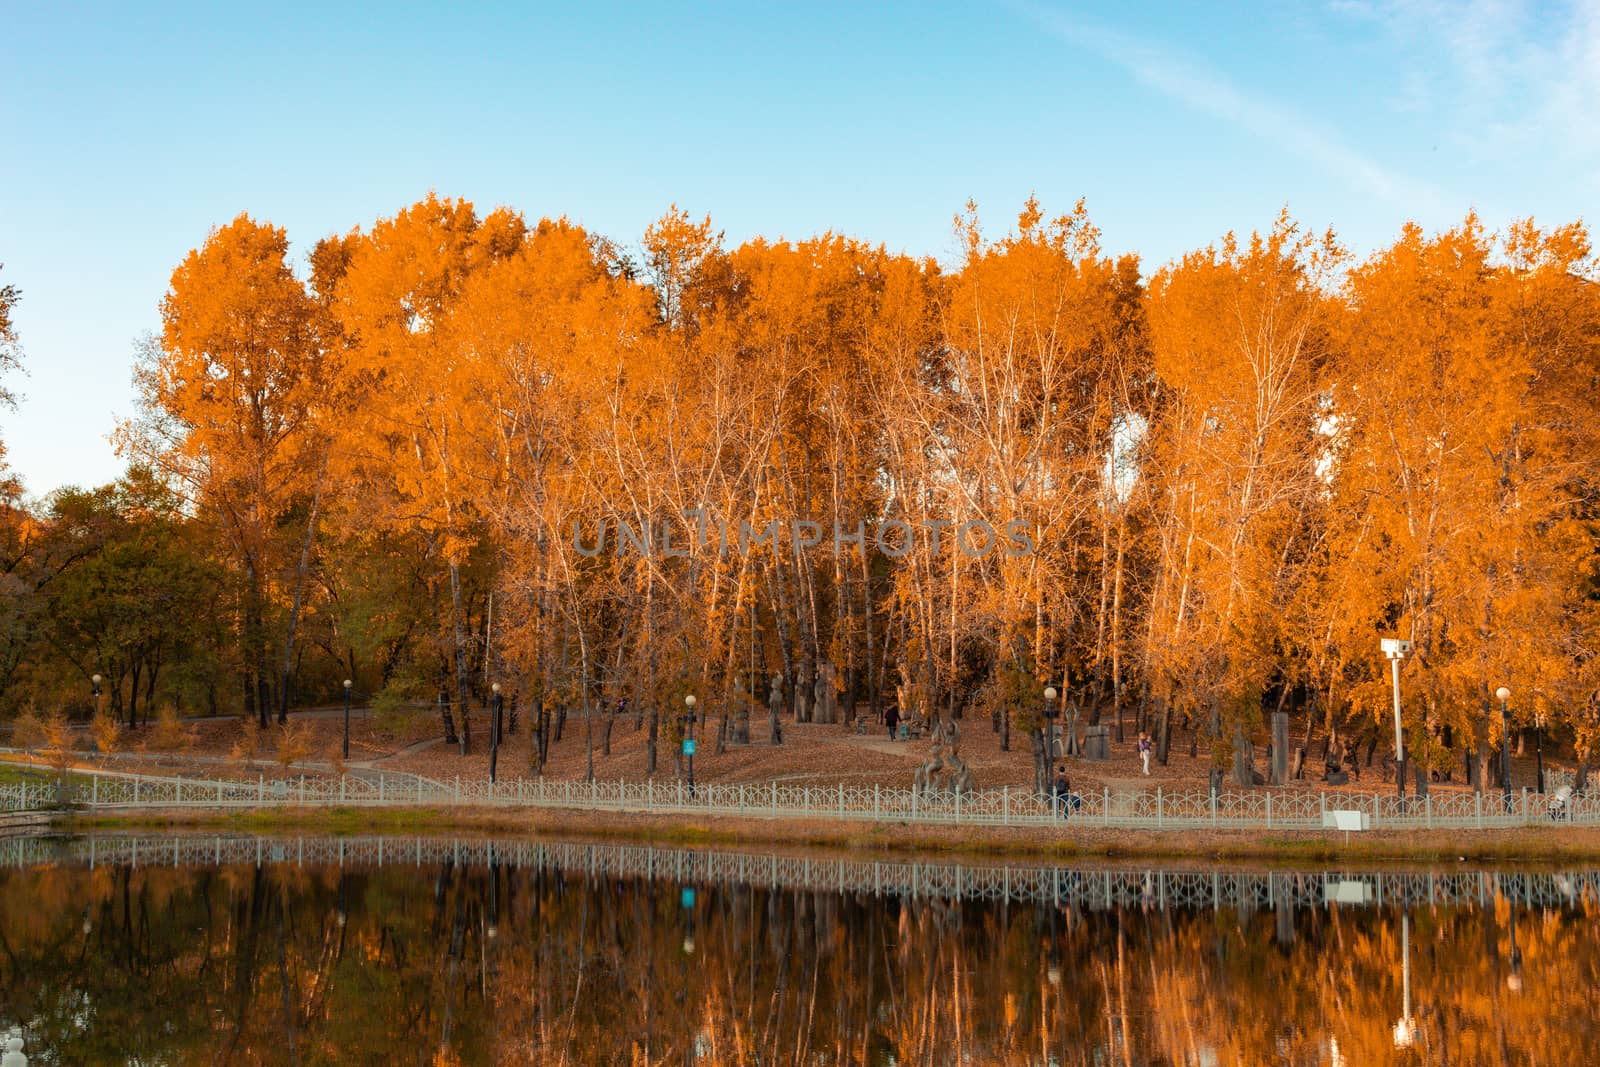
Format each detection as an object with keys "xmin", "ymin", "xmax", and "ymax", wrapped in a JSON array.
[
  {"xmin": 90, "ymin": 712, "xmax": 122, "ymax": 760},
  {"xmin": 230, "ymin": 719, "xmax": 266, "ymax": 762},
  {"xmin": 275, "ymin": 721, "xmax": 313, "ymax": 777},
  {"xmin": 43, "ymin": 708, "xmax": 75, "ymax": 779},
  {"xmin": 11, "ymin": 705, "xmax": 48, "ymax": 752},
  {"xmin": 148, "ymin": 706, "xmax": 193, "ymax": 753}
]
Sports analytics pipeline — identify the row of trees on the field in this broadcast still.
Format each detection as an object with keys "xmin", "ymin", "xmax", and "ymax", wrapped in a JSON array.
[{"xmin": 2, "ymin": 200, "xmax": 1598, "ymax": 786}]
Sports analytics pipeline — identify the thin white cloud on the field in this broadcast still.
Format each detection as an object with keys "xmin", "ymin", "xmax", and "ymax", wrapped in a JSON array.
[
  {"xmin": 1010, "ymin": 2, "xmax": 1446, "ymax": 211},
  {"xmin": 1334, "ymin": 0, "xmax": 1600, "ymax": 189}
]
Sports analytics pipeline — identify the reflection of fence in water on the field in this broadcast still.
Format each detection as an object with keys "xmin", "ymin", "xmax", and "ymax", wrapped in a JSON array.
[
  {"xmin": 4, "ymin": 766, "xmax": 1600, "ymax": 830},
  {"xmin": 3, "ymin": 834, "xmax": 1596, "ymax": 912}
]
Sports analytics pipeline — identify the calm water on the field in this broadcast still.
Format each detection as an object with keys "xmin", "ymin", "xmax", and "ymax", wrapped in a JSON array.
[{"xmin": 0, "ymin": 835, "xmax": 1593, "ymax": 1065}]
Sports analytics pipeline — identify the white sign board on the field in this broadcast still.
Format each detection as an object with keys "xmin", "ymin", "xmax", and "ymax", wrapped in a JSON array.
[{"xmin": 1321, "ymin": 809, "xmax": 1370, "ymax": 832}]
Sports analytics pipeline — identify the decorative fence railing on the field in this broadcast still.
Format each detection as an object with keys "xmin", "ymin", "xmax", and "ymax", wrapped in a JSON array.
[
  {"xmin": 2, "ymin": 763, "xmax": 1595, "ymax": 831},
  {"xmin": 4, "ymin": 833, "xmax": 1597, "ymax": 912}
]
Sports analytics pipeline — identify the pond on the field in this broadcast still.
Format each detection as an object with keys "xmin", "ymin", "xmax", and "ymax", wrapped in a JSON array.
[{"xmin": 0, "ymin": 834, "xmax": 1592, "ymax": 1064}]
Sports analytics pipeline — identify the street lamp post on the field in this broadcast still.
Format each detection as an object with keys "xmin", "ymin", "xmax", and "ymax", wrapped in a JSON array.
[
  {"xmin": 1534, "ymin": 713, "xmax": 1545, "ymax": 795},
  {"xmin": 1497, "ymin": 685, "xmax": 1513, "ymax": 813},
  {"xmin": 489, "ymin": 683, "xmax": 503, "ymax": 784},
  {"xmin": 1043, "ymin": 686, "xmax": 1059, "ymax": 764},
  {"xmin": 1381, "ymin": 638, "xmax": 1412, "ymax": 801},
  {"xmin": 342, "ymin": 679, "xmax": 352, "ymax": 761},
  {"xmin": 683, "ymin": 695, "xmax": 698, "ymax": 795},
  {"xmin": 91, "ymin": 674, "xmax": 102, "ymax": 719}
]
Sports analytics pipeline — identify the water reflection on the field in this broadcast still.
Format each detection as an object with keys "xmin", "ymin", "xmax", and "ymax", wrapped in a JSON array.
[{"xmin": 0, "ymin": 835, "xmax": 1591, "ymax": 1064}]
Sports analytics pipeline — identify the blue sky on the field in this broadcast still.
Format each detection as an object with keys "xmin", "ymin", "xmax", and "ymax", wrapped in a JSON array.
[{"xmin": 3, "ymin": 1, "xmax": 1597, "ymax": 495}]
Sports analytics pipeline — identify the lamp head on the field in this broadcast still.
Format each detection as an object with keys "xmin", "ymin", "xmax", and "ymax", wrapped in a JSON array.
[
  {"xmin": 684, "ymin": 694, "xmax": 696, "ymax": 709},
  {"xmin": 1496, "ymin": 686, "xmax": 1511, "ymax": 703},
  {"xmin": 1044, "ymin": 686, "xmax": 1057, "ymax": 701},
  {"xmin": 343, "ymin": 678, "xmax": 352, "ymax": 690},
  {"xmin": 491, "ymin": 682, "xmax": 501, "ymax": 695},
  {"xmin": 91, "ymin": 673, "xmax": 102, "ymax": 686}
]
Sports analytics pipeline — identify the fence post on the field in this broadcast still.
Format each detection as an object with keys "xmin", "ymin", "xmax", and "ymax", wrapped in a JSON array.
[
  {"xmin": 1426, "ymin": 793, "xmax": 1432, "ymax": 828},
  {"xmin": 1522, "ymin": 787, "xmax": 1529, "ymax": 826},
  {"xmin": 217, "ymin": 779, "xmax": 222, "ymax": 805},
  {"xmin": 1476, "ymin": 790, "xmax": 1483, "ymax": 828},
  {"xmin": 341, "ymin": 776, "xmax": 346, "ymax": 803},
  {"xmin": 1002, "ymin": 785, "xmax": 1009, "ymax": 826},
  {"xmin": 875, "ymin": 784, "xmax": 881, "ymax": 822},
  {"xmin": 647, "ymin": 779, "xmax": 653, "ymax": 810},
  {"xmin": 1266, "ymin": 792, "xmax": 1272, "ymax": 828},
  {"xmin": 176, "ymin": 779, "xmax": 182, "ymax": 805},
  {"xmin": 92, "ymin": 776, "xmax": 98, "ymax": 807},
  {"xmin": 258, "ymin": 775, "xmax": 263, "ymax": 803},
  {"xmin": 739, "ymin": 784, "xmax": 745, "ymax": 816},
  {"xmin": 134, "ymin": 778, "xmax": 140, "ymax": 805},
  {"xmin": 1372, "ymin": 792, "xmax": 1380, "ymax": 829},
  {"xmin": 379, "ymin": 775, "xmax": 385, "ymax": 803},
  {"xmin": 956, "ymin": 790, "xmax": 962, "ymax": 824},
  {"xmin": 1319, "ymin": 793, "xmax": 1326, "ymax": 824},
  {"xmin": 804, "ymin": 787, "xmax": 811, "ymax": 819},
  {"xmin": 456, "ymin": 776, "xmax": 461, "ymax": 804},
  {"xmin": 1104, "ymin": 786, "xmax": 1111, "ymax": 826},
  {"xmin": 1211, "ymin": 790, "xmax": 1217, "ymax": 825},
  {"xmin": 300, "ymin": 776, "xmax": 306, "ymax": 805},
  {"xmin": 838, "ymin": 782, "xmax": 844, "ymax": 818},
  {"xmin": 912, "ymin": 789, "xmax": 918, "ymax": 821}
]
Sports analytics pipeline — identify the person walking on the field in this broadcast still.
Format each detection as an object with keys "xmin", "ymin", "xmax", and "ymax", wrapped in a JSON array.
[
  {"xmin": 885, "ymin": 703, "xmax": 901, "ymax": 741},
  {"xmin": 1052, "ymin": 765, "xmax": 1071, "ymax": 818},
  {"xmin": 1137, "ymin": 732, "xmax": 1153, "ymax": 776}
]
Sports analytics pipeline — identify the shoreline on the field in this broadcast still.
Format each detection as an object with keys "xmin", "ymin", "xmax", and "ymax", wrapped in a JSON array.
[{"xmin": 46, "ymin": 804, "xmax": 1600, "ymax": 865}]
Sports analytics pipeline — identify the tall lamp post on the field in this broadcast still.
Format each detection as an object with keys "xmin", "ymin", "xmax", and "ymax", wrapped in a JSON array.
[
  {"xmin": 91, "ymin": 674, "xmax": 102, "ymax": 719},
  {"xmin": 341, "ymin": 679, "xmax": 352, "ymax": 760},
  {"xmin": 1381, "ymin": 638, "xmax": 1412, "ymax": 801},
  {"xmin": 489, "ymin": 683, "xmax": 503, "ymax": 783},
  {"xmin": 1534, "ymin": 711, "xmax": 1545, "ymax": 795},
  {"xmin": 1043, "ymin": 686, "xmax": 1059, "ymax": 764},
  {"xmin": 683, "ymin": 695, "xmax": 698, "ymax": 795},
  {"xmin": 1496, "ymin": 685, "xmax": 1512, "ymax": 813}
]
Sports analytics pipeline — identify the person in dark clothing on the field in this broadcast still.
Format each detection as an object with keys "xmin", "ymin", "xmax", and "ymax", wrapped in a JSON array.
[
  {"xmin": 1052, "ymin": 765, "xmax": 1070, "ymax": 817},
  {"xmin": 885, "ymin": 704, "xmax": 901, "ymax": 740}
]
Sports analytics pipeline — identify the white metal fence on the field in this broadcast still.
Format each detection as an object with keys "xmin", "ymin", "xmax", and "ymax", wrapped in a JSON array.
[
  {"xmin": 6, "ymin": 834, "xmax": 1598, "ymax": 911},
  {"xmin": 2, "ymin": 766, "xmax": 1596, "ymax": 831}
]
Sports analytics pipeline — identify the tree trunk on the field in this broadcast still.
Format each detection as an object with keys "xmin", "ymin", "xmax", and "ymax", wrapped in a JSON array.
[
  {"xmin": 437, "ymin": 689, "xmax": 458, "ymax": 746},
  {"xmin": 448, "ymin": 560, "xmax": 472, "ymax": 755},
  {"xmin": 277, "ymin": 474, "xmax": 324, "ymax": 725}
]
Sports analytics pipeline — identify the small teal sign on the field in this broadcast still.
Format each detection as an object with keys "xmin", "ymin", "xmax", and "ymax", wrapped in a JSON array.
[
  {"xmin": 681, "ymin": 886, "xmax": 695, "ymax": 908},
  {"xmin": 683, "ymin": 739, "xmax": 696, "ymax": 755}
]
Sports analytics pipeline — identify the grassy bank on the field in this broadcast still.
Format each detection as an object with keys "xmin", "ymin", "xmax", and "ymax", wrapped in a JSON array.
[{"xmin": 48, "ymin": 804, "xmax": 1600, "ymax": 866}]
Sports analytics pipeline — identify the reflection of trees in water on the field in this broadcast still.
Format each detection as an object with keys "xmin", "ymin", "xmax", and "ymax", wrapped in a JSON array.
[{"xmin": 0, "ymin": 858, "xmax": 1595, "ymax": 1064}]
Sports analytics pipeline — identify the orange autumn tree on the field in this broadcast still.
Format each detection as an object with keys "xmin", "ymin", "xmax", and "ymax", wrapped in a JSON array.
[
  {"xmin": 325, "ymin": 195, "xmax": 532, "ymax": 751},
  {"xmin": 1144, "ymin": 212, "xmax": 1344, "ymax": 786},
  {"xmin": 123, "ymin": 214, "xmax": 329, "ymax": 728},
  {"xmin": 930, "ymin": 198, "xmax": 1132, "ymax": 785},
  {"xmin": 1334, "ymin": 216, "xmax": 1600, "ymax": 787}
]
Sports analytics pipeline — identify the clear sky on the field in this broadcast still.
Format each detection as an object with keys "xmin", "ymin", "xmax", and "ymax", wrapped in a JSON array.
[{"xmin": 3, "ymin": 1, "xmax": 1596, "ymax": 497}]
